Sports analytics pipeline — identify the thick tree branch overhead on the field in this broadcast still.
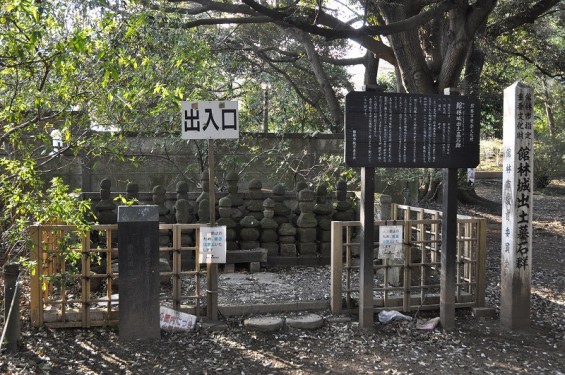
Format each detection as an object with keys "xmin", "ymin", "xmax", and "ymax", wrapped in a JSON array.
[
  {"xmin": 159, "ymin": 0, "xmax": 561, "ymax": 94},
  {"xmin": 487, "ymin": 0, "xmax": 562, "ymax": 37}
]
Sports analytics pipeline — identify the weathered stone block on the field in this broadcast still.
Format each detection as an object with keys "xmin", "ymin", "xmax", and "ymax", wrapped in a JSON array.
[
  {"xmin": 297, "ymin": 242, "xmax": 317, "ymax": 255},
  {"xmin": 280, "ymin": 244, "xmax": 297, "ymax": 256}
]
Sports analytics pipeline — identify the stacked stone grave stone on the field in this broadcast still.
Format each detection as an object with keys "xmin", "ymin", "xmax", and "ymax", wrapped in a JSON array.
[
  {"xmin": 175, "ymin": 181, "xmax": 190, "ymax": 205},
  {"xmin": 225, "ymin": 171, "xmax": 244, "ymax": 223},
  {"xmin": 175, "ymin": 199, "xmax": 194, "ymax": 243},
  {"xmin": 152, "ymin": 185, "xmax": 173, "ymax": 278},
  {"xmin": 333, "ymin": 180, "xmax": 355, "ymax": 222},
  {"xmin": 152, "ymin": 185, "xmax": 172, "ymax": 241},
  {"xmin": 296, "ymin": 188, "xmax": 318, "ymax": 256},
  {"xmin": 175, "ymin": 181, "xmax": 195, "ymax": 248},
  {"xmin": 332, "ymin": 180, "xmax": 357, "ymax": 258},
  {"xmin": 95, "ymin": 178, "xmax": 117, "ymax": 224},
  {"xmin": 314, "ymin": 184, "xmax": 333, "ymax": 257},
  {"xmin": 278, "ymin": 222, "xmax": 297, "ymax": 256},
  {"xmin": 217, "ymin": 197, "xmax": 238, "ymax": 250},
  {"xmin": 271, "ymin": 183, "xmax": 291, "ymax": 226},
  {"xmin": 239, "ymin": 215, "xmax": 261, "ymax": 250},
  {"xmin": 197, "ymin": 198, "xmax": 210, "ymax": 224},
  {"xmin": 195, "ymin": 172, "xmax": 210, "ymax": 221},
  {"xmin": 91, "ymin": 178, "xmax": 116, "ymax": 278},
  {"xmin": 292, "ymin": 181, "xmax": 309, "ymax": 226},
  {"xmin": 125, "ymin": 182, "xmax": 140, "ymax": 204},
  {"xmin": 246, "ymin": 179, "xmax": 264, "ymax": 221},
  {"xmin": 260, "ymin": 198, "xmax": 279, "ymax": 256}
]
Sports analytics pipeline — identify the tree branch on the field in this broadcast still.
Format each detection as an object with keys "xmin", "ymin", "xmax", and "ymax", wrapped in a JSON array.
[{"xmin": 487, "ymin": 0, "xmax": 562, "ymax": 37}]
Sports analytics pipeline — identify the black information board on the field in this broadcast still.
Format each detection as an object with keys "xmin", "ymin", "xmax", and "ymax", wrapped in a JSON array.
[{"xmin": 345, "ymin": 91, "xmax": 480, "ymax": 168}]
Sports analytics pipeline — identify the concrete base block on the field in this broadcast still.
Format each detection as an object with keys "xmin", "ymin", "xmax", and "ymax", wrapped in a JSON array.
[
  {"xmin": 223, "ymin": 263, "xmax": 235, "ymax": 273},
  {"xmin": 261, "ymin": 243, "xmax": 279, "ymax": 257},
  {"xmin": 297, "ymin": 243, "xmax": 317, "ymax": 255},
  {"xmin": 226, "ymin": 248, "xmax": 268, "ymax": 263},
  {"xmin": 249, "ymin": 262, "xmax": 261, "ymax": 273},
  {"xmin": 472, "ymin": 307, "xmax": 497, "ymax": 319},
  {"xmin": 244, "ymin": 317, "xmax": 284, "ymax": 332},
  {"xmin": 280, "ymin": 244, "xmax": 297, "ymax": 256}
]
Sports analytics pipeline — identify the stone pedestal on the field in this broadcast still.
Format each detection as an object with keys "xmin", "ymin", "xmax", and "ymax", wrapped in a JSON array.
[{"xmin": 278, "ymin": 223, "xmax": 297, "ymax": 256}]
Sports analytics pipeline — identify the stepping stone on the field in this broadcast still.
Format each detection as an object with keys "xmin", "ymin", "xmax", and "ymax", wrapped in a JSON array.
[
  {"xmin": 286, "ymin": 314, "xmax": 324, "ymax": 329},
  {"xmin": 244, "ymin": 317, "xmax": 284, "ymax": 332}
]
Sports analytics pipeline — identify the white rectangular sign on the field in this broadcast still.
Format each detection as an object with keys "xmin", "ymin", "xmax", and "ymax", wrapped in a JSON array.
[
  {"xmin": 199, "ymin": 226, "xmax": 227, "ymax": 264},
  {"xmin": 181, "ymin": 101, "xmax": 239, "ymax": 139},
  {"xmin": 379, "ymin": 225, "xmax": 404, "ymax": 258}
]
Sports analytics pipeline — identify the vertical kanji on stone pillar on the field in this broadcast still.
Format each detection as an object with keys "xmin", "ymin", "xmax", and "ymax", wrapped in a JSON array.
[{"xmin": 501, "ymin": 82, "xmax": 534, "ymax": 331}]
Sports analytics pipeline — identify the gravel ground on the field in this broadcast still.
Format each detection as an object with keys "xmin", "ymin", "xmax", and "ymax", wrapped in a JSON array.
[{"xmin": 1, "ymin": 179, "xmax": 564, "ymax": 374}]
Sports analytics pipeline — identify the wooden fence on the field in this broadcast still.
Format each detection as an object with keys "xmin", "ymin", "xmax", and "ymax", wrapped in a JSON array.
[
  {"xmin": 29, "ymin": 224, "xmax": 205, "ymax": 328},
  {"xmin": 29, "ymin": 203, "xmax": 487, "ymax": 327},
  {"xmin": 330, "ymin": 204, "xmax": 487, "ymax": 314}
]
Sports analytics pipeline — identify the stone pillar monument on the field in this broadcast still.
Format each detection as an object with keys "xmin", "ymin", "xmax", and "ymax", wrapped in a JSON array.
[{"xmin": 500, "ymin": 82, "xmax": 534, "ymax": 331}]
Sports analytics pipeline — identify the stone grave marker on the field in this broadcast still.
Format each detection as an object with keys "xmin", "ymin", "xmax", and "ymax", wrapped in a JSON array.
[{"xmin": 117, "ymin": 205, "xmax": 160, "ymax": 341}]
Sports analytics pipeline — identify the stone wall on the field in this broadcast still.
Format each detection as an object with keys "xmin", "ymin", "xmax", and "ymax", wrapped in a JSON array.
[{"xmin": 46, "ymin": 133, "xmax": 344, "ymax": 193}]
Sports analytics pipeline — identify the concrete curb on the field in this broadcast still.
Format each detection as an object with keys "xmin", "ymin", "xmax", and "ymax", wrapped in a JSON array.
[
  {"xmin": 244, "ymin": 317, "xmax": 285, "ymax": 332},
  {"xmin": 218, "ymin": 301, "xmax": 329, "ymax": 317},
  {"xmin": 286, "ymin": 314, "xmax": 324, "ymax": 329}
]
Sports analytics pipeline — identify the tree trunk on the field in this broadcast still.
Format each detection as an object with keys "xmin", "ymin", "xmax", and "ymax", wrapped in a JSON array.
[
  {"xmin": 297, "ymin": 31, "xmax": 344, "ymax": 132},
  {"xmin": 542, "ymin": 77, "xmax": 556, "ymax": 138},
  {"xmin": 377, "ymin": 2, "xmax": 435, "ymax": 94}
]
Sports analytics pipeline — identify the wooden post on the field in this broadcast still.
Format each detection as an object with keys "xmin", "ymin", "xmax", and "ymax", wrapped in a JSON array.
[
  {"xmin": 440, "ymin": 87, "xmax": 459, "ymax": 330},
  {"xmin": 207, "ymin": 139, "xmax": 218, "ymax": 322},
  {"xmin": 29, "ymin": 225, "xmax": 42, "ymax": 327},
  {"xmin": 441, "ymin": 167, "xmax": 457, "ymax": 330},
  {"xmin": 359, "ymin": 166, "xmax": 375, "ymax": 329},
  {"xmin": 330, "ymin": 221, "xmax": 343, "ymax": 314}
]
